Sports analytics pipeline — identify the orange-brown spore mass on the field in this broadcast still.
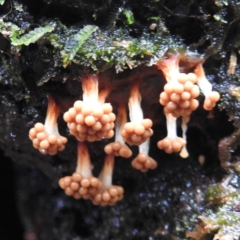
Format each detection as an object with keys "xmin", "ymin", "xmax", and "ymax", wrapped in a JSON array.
[
  {"xmin": 194, "ymin": 64, "xmax": 220, "ymax": 111},
  {"xmin": 92, "ymin": 153, "xmax": 124, "ymax": 206},
  {"xmin": 63, "ymin": 100, "xmax": 115, "ymax": 142},
  {"xmin": 104, "ymin": 141, "xmax": 132, "ymax": 158},
  {"xmin": 157, "ymin": 137, "xmax": 186, "ymax": 154},
  {"xmin": 159, "ymin": 73, "xmax": 200, "ymax": 118},
  {"xmin": 203, "ymin": 91, "xmax": 220, "ymax": 111},
  {"xmin": 29, "ymin": 123, "xmax": 68, "ymax": 155},
  {"xmin": 59, "ymin": 172, "xmax": 102, "ymax": 200},
  {"xmin": 121, "ymin": 119, "xmax": 153, "ymax": 146},
  {"xmin": 92, "ymin": 185, "xmax": 124, "ymax": 206},
  {"xmin": 29, "ymin": 95, "xmax": 68, "ymax": 155},
  {"xmin": 132, "ymin": 153, "xmax": 157, "ymax": 172}
]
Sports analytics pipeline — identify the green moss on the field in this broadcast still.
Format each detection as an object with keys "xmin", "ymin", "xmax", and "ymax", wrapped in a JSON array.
[
  {"xmin": 123, "ymin": 9, "xmax": 135, "ymax": 25},
  {"xmin": 0, "ymin": 1, "xmax": 184, "ymax": 72},
  {"xmin": 10, "ymin": 25, "xmax": 55, "ymax": 46},
  {"xmin": 205, "ymin": 182, "xmax": 236, "ymax": 203},
  {"xmin": 60, "ymin": 25, "xmax": 98, "ymax": 68},
  {"xmin": 200, "ymin": 192, "xmax": 240, "ymax": 239}
]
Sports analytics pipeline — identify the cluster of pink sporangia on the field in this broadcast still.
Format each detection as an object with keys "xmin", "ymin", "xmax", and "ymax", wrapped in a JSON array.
[
  {"xmin": 29, "ymin": 95, "xmax": 68, "ymax": 155},
  {"xmin": 156, "ymin": 55, "xmax": 220, "ymax": 158},
  {"xmin": 59, "ymin": 142, "xmax": 124, "ymax": 206},
  {"xmin": 28, "ymin": 55, "xmax": 220, "ymax": 205}
]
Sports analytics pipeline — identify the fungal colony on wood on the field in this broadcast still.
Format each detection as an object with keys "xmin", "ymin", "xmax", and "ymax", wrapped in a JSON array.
[
  {"xmin": 29, "ymin": 54, "xmax": 220, "ymax": 206},
  {"xmin": 29, "ymin": 95, "xmax": 68, "ymax": 155}
]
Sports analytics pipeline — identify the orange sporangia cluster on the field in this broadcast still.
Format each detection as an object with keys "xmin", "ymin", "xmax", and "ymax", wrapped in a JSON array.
[
  {"xmin": 131, "ymin": 154, "xmax": 157, "ymax": 172},
  {"xmin": 157, "ymin": 113, "xmax": 187, "ymax": 154},
  {"xmin": 63, "ymin": 75, "xmax": 115, "ymax": 142},
  {"xmin": 118, "ymin": 82, "xmax": 157, "ymax": 172},
  {"xmin": 121, "ymin": 81, "xmax": 153, "ymax": 146},
  {"xmin": 59, "ymin": 143, "xmax": 124, "ymax": 206},
  {"xmin": 59, "ymin": 142, "xmax": 102, "ymax": 199},
  {"xmin": 194, "ymin": 64, "xmax": 220, "ymax": 111},
  {"xmin": 59, "ymin": 173, "xmax": 101, "ymax": 199},
  {"xmin": 92, "ymin": 154, "xmax": 124, "ymax": 206},
  {"xmin": 159, "ymin": 74, "xmax": 200, "ymax": 118},
  {"xmin": 29, "ymin": 53, "xmax": 221, "ymax": 205},
  {"xmin": 92, "ymin": 185, "xmax": 124, "ymax": 206},
  {"xmin": 104, "ymin": 141, "xmax": 132, "ymax": 158},
  {"xmin": 121, "ymin": 119, "xmax": 153, "ymax": 146},
  {"xmin": 158, "ymin": 55, "xmax": 200, "ymax": 119},
  {"xmin": 104, "ymin": 105, "xmax": 132, "ymax": 158},
  {"xmin": 156, "ymin": 55, "xmax": 220, "ymax": 157},
  {"xmin": 132, "ymin": 139, "xmax": 158, "ymax": 172},
  {"xmin": 29, "ymin": 96, "xmax": 68, "ymax": 155}
]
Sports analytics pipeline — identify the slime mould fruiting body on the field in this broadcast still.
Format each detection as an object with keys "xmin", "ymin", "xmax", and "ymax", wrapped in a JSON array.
[
  {"xmin": 1, "ymin": 0, "xmax": 240, "ymax": 239},
  {"xmin": 28, "ymin": 53, "xmax": 220, "ymax": 205}
]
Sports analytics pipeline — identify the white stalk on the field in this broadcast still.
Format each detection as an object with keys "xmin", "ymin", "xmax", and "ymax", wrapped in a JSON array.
[
  {"xmin": 180, "ymin": 116, "xmax": 190, "ymax": 158},
  {"xmin": 98, "ymin": 154, "xmax": 114, "ymax": 189},
  {"xmin": 195, "ymin": 64, "xmax": 212, "ymax": 97},
  {"xmin": 166, "ymin": 113, "xmax": 177, "ymax": 139},
  {"xmin": 139, "ymin": 138, "xmax": 150, "ymax": 155},
  {"xmin": 76, "ymin": 142, "xmax": 92, "ymax": 178},
  {"xmin": 158, "ymin": 55, "xmax": 180, "ymax": 83},
  {"xmin": 115, "ymin": 105, "xmax": 127, "ymax": 144},
  {"xmin": 128, "ymin": 84, "xmax": 143, "ymax": 124},
  {"xmin": 82, "ymin": 75, "xmax": 99, "ymax": 107},
  {"xmin": 44, "ymin": 95, "xmax": 60, "ymax": 135}
]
